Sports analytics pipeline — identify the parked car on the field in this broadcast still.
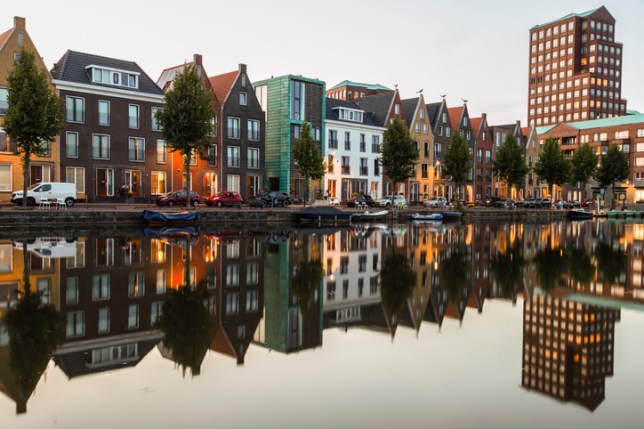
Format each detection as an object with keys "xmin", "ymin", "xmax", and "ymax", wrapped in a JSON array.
[
  {"xmin": 581, "ymin": 198, "xmax": 596, "ymax": 208},
  {"xmin": 376, "ymin": 195, "xmax": 407, "ymax": 208},
  {"xmin": 249, "ymin": 191, "xmax": 291, "ymax": 208},
  {"xmin": 539, "ymin": 198, "xmax": 552, "ymax": 208},
  {"xmin": 347, "ymin": 195, "xmax": 374, "ymax": 208},
  {"xmin": 424, "ymin": 197, "xmax": 447, "ymax": 208},
  {"xmin": 493, "ymin": 199, "xmax": 515, "ymax": 208},
  {"xmin": 11, "ymin": 182, "xmax": 77, "ymax": 207},
  {"xmin": 206, "ymin": 191, "xmax": 243, "ymax": 208},
  {"xmin": 155, "ymin": 191, "xmax": 200, "ymax": 207},
  {"xmin": 521, "ymin": 198, "xmax": 537, "ymax": 208}
]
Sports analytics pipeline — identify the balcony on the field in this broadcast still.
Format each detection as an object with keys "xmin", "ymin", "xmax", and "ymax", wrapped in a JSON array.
[
  {"xmin": 372, "ymin": 143, "xmax": 380, "ymax": 153},
  {"xmin": 328, "ymin": 139, "xmax": 338, "ymax": 149},
  {"xmin": 341, "ymin": 165, "xmax": 350, "ymax": 175},
  {"xmin": 360, "ymin": 167, "xmax": 368, "ymax": 176}
]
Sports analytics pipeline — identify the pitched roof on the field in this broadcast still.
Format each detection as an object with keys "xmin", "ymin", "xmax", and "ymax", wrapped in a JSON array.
[
  {"xmin": 51, "ymin": 50, "xmax": 163, "ymax": 95},
  {"xmin": 448, "ymin": 106, "xmax": 464, "ymax": 131},
  {"xmin": 209, "ymin": 70, "xmax": 239, "ymax": 105},
  {"xmin": 0, "ymin": 27, "xmax": 12, "ymax": 50},
  {"xmin": 356, "ymin": 92, "xmax": 395, "ymax": 127},
  {"xmin": 328, "ymin": 80, "xmax": 392, "ymax": 91},
  {"xmin": 325, "ymin": 97, "xmax": 379, "ymax": 127},
  {"xmin": 401, "ymin": 97, "xmax": 419, "ymax": 129},
  {"xmin": 426, "ymin": 102, "xmax": 441, "ymax": 127},
  {"xmin": 470, "ymin": 117, "xmax": 483, "ymax": 137},
  {"xmin": 156, "ymin": 62, "xmax": 193, "ymax": 92},
  {"xmin": 530, "ymin": 7, "xmax": 600, "ymax": 30}
]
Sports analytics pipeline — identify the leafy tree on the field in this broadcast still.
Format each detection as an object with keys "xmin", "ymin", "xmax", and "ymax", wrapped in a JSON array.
[
  {"xmin": 442, "ymin": 131, "xmax": 472, "ymax": 203},
  {"xmin": 156, "ymin": 65, "xmax": 215, "ymax": 208},
  {"xmin": 292, "ymin": 122, "xmax": 325, "ymax": 206},
  {"xmin": 595, "ymin": 143, "xmax": 629, "ymax": 209},
  {"xmin": 441, "ymin": 247, "xmax": 470, "ymax": 308},
  {"xmin": 571, "ymin": 143, "xmax": 598, "ymax": 199},
  {"xmin": 381, "ymin": 118, "xmax": 419, "ymax": 206},
  {"xmin": 492, "ymin": 133, "xmax": 529, "ymax": 198},
  {"xmin": 4, "ymin": 48, "xmax": 64, "ymax": 208},
  {"xmin": 533, "ymin": 244, "xmax": 568, "ymax": 292},
  {"xmin": 379, "ymin": 249, "xmax": 415, "ymax": 338},
  {"xmin": 490, "ymin": 239, "xmax": 525, "ymax": 300},
  {"xmin": 533, "ymin": 138, "xmax": 571, "ymax": 202},
  {"xmin": 291, "ymin": 259, "xmax": 323, "ymax": 313},
  {"xmin": 594, "ymin": 240, "xmax": 626, "ymax": 285}
]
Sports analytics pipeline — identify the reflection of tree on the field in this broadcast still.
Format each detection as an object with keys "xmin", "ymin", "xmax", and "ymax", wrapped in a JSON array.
[
  {"xmin": 156, "ymin": 285, "xmax": 214, "ymax": 377},
  {"xmin": 567, "ymin": 246, "xmax": 594, "ymax": 288},
  {"xmin": 442, "ymin": 249, "xmax": 470, "ymax": 303},
  {"xmin": 3, "ymin": 241, "xmax": 63, "ymax": 413},
  {"xmin": 380, "ymin": 251, "xmax": 415, "ymax": 331},
  {"xmin": 595, "ymin": 241, "xmax": 626, "ymax": 285},
  {"xmin": 291, "ymin": 259, "xmax": 323, "ymax": 313},
  {"xmin": 533, "ymin": 246, "xmax": 568, "ymax": 292},
  {"xmin": 490, "ymin": 240, "xmax": 525, "ymax": 298}
]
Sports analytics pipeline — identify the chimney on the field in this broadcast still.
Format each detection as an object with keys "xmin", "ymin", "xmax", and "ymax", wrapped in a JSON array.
[
  {"xmin": 482, "ymin": 113, "xmax": 487, "ymax": 121},
  {"xmin": 193, "ymin": 54, "xmax": 203, "ymax": 66},
  {"xmin": 239, "ymin": 63, "xmax": 247, "ymax": 74},
  {"xmin": 14, "ymin": 16, "xmax": 25, "ymax": 30}
]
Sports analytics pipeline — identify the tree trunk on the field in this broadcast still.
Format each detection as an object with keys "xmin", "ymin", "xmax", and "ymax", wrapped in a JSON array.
[
  {"xmin": 304, "ymin": 177, "xmax": 308, "ymax": 208},
  {"xmin": 22, "ymin": 152, "xmax": 31, "ymax": 208},
  {"xmin": 184, "ymin": 151, "xmax": 192, "ymax": 209},
  {"xmin": 611, "ymin": 183, "xmax": 615, "ymax": 210}
]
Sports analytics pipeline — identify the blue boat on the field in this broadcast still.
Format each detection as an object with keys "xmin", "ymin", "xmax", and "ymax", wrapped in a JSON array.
[
  {"xmin": 409, "ymin": 212, "xmax": 443, "ymax": 221},
  {"xmin": 142, "ymin": 209, "xmax": 199, "ymax": 224}
]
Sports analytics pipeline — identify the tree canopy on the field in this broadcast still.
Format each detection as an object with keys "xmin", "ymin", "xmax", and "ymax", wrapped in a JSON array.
[
  {"xmin": 492, "ymin": 133, "xmax": 529, "ymax": 197},
  {"xmin": 595, "ymin": 143, "xmax": 629, "ymax": 208},
  {"xmin": 156, "ymin": 65, "xmax": 215, "ymax": 207},
  {"xmin": 4, "ymin": 48, "xmax": 64, "ymax": 208},
  {"xmin": 571, "ymin": 143, "xmax": 598, "ymax": 198},
  {"xmin": 292, "ymin": 122, "xmax": 325, "ymax": 206},
  {"xmin": 442, "ymin": 131, "xmax": 472, "ymax": 202},
  {"xmin": 533, "ymin": 138, "xmax": 571, "ymax": 199},
  {"xmin": 381, "ymin": 118, "xmax": 418, "ymax": 195}
]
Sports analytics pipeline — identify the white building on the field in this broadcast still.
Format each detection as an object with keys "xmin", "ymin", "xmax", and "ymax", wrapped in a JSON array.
[{"xmin": 325, "ymin": 98, "xmax": 385, "ymax": 202}]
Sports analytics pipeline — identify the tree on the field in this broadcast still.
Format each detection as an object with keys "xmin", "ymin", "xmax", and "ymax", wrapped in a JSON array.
[
  {"xmin": 442, "ymin": 131, "xmax": 471, "ymax": 203},
  {"xmin": 155, "ymin": 65, "xmax": 215, "ymax": 208},
  {"xmin": 291, "ymin": 259, "xmax": 324, "ymax": 313},
  {"xmin": 595, "ymin": 143, "xmax": 629, "ymax": 209},
  {"xmin": 533, "ymin": 138, "xmax": 571, "ymax": 202},
  {"xmin": 571, "ymin": 143, "xmax": 598, "ymax": 199},
  {"xmin": 292, "ymin": 122, "xmax": 325, "ymax": 206},
  {"xmin": 381, "ymin": 118, "xmax": 418, "ymax": 206},
  {"xmin": 4, "ymin": 48, "xmax": 64, "ymax": 208},
  {"xmin": 492, "ymin": 133, "xmax": 529, "ymax": 198}
]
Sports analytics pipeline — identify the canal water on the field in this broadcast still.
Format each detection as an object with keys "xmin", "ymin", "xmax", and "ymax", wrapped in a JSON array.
[{"xmin": 0, "ymin": 219, "xmax": 643, "ymax": 428}]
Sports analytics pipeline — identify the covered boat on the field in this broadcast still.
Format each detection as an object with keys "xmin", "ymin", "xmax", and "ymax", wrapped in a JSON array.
[
  {"xmin": 409, "ymin": 212, "xmax": 443, "ymax": 221},
  {"xmin": 294, "ymin": 206, "xmax": 353, "ymax": 223},
  {"xmin": 441, "ymin": 211, "xmax": 464, "ymax": 221},
  {"xmin": 568, "ymin": 208, "xmax": 593, "ymax": 220},
  {"xmin": 351, "ymin": 210, "xmax": 389, "ymax": 222},
  {"xmin": 142, "ymin": 209, "xmax": 199, "ymax": 224}
]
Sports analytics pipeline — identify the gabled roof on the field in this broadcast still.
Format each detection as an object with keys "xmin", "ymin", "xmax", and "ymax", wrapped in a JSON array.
[
  {"xmin": 448, "ymin": 106, "xmax": 464, "ymax": 131},
  {"xmin": 209, "ymin": 70, "xmax": 238, "ymax": 105},
  {"xmin": 401, "ymin": 97, "xmax": 419, "ymax": 129},
  {"xmin": 51, "ymin": 50, "xmax": 163, "ymax": 95},
  {"xmin": 156, "ymin": 61, "xmax": 193, "ymax": 92},
  {"xmin": 0, "ymin": 28, "xmax": 12, "ymax": 51},
  {"xmin": 328, "ymin": 80, "xmax": 392, "ymax": 92},
  {"xmin": 530, "ymin": 7, "xmax": 601, "ymax": 30},
  {"xmin": 356, "ymin": 92, "xmax": 396, "ymax": 127},
  {"xmin": 426, "ymin": 102, "xmax": 442, "ymax": 127},
  {"xmin": 470, "ymin": 117, "xmax": 483, "ymax": 137},
  {"xmin": 325, "ymin": 97, "xmax": 379, "ymax": 127}
]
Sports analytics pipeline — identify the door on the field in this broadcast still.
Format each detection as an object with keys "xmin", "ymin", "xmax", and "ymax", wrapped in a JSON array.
[
  {"xmin": 125, "ymin": 169, "xmax": 142, "ymax": 196},
  {"xmin": 96, "ymin": 168, "xmax": 114, "ymax": 197}
]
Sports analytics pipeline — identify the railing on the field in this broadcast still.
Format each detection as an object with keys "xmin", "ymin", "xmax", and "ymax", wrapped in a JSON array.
[
  {"xmin": 360, "ymin": 167, "xmax": 368, "ymax": 176},
  {"xmin": 328, "ymin": 139, "xmax": 338, "ymax": 149},
  {"xmin": 341, "ymin": 165, "xmax": 350, "ymax": 175}
]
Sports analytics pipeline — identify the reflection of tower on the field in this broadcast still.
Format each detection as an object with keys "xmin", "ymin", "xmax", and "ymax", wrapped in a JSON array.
[{"xmin": 522, "ymin": 294, "xmax": 619, "ymax": 411}]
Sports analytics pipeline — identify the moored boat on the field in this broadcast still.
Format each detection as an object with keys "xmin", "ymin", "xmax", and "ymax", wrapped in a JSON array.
[
  {"xmin": 294, "ymin": 206, "xmax": 353, "ymax": 223},
  {"xmin": 350, "ymin": 210, "xmax": 389, "ymax": 222},
  {"xmin": 142, "ymin": 209, "xmax": 199, "ymax": 224},
  {"xmin": 568, "ymin": 208, "xmax": 593, "ymax": 220},
  {"xmin": 441, "ymin": 211, "xmax": 463, "ymax": 221},
  {"xmin": 409, "ymin": 212, "xmax": 443, "ymax": 221}
]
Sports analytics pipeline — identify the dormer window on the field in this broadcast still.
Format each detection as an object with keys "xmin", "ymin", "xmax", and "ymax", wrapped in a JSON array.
[
  {"xmin": 89, "ymin": 65, "xmax": 139, "ymax": 89},
  {"xmin": 335, "ymin": 108, "xmax": 363, "ymax": 123}
]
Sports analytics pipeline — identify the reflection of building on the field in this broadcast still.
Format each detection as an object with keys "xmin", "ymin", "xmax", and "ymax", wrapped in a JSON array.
[{"xmin": 522, "ymin": 294, "xmax": 619, "ymax": 411}]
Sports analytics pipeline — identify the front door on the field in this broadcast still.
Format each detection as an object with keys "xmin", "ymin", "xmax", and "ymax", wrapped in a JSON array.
[
  {"xmin": 125, "ymin": 169, "xmax": 142, "ymax": 196},
  {"xmin": 30, "ymin": 165, "xmax": 51, "ymax": 186},
  {"xmin": 96, "ymin": 168, "xmax": 114, "ymax": 197}
]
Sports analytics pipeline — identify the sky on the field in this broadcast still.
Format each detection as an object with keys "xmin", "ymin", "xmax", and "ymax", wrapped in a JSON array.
[{"xmin": 5, "ymin": 0, "xmax": 644, "ymax": 125}]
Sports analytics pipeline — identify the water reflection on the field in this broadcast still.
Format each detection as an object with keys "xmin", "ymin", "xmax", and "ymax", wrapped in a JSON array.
[{"xmin": 0, "ymin": 219, "xmax": 643, "ymax": 417}]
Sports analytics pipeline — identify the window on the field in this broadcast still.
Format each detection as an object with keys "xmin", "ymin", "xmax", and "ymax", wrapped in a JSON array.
[
  {"xmin": 66, "ymin": 167, "xmax": 85, "ymax": 194},
  {"xmin": 66, "ymin": 96, "xmax": 85, "ymax": 123},
  {"xmin": 442, "ymin": 112, "xmax": 447, "ymax": 123},
  {"xmin": 92, "ymin": 134, "xmax": 110, "ymax": 159},
  {"xmin": 0, "ymin": 87, "xmax": 8, "ymax": 115},
  {"xmin": 248, "ymin": 119, "xmax": 260, "ymax": 141},
  {"xmin": 128, "ymin": 104, "xmax": 139, "ymax": 129},
  {"xmin": 360, "ymin": 134, "xmax": 366, "ymax": 152},
  {"xmin": 151, "ymin": 107, "xmax": 161, "ymax": 131},
  {"xmin": 344, "ymin": 132, "xmax": 351, "ymax": 150},
  {"xmin": 66, "ymin": 277, "xmax": 79, "ymax": 304},
  {"xmin": 66, "ymin": 311, "xmax": 85, "ymax": 338},
  {"xmin": 98, "ymin": 308, "xmax": 110, "ymax": 334},
  {"xmin": 128, "ymin": 272, "xmax": 145, "ymax": 297},
  {"xmin": 98, "ymin": 100, "xmax": 110, "ymax": 126},
  {"xmin": 423, "ymin": 123, "xmax": 429, "ymax": 134},
  {"xmin": 156, "ymin": 140, "xmax": 167, "ymax": 163},
  {"xmin": 208, "ymin": 145, "xmax": 217, "ymax": 166},
  {"xmin": 328, "ymin": 130, "xmax": 338, "ymax": 149},
  {"xmin": 290, "ymin": 80, "xmax": 305, "ymax": 120},
  {"xmin": 92, "ymin": 274, "xmax": 110, "ymax": 301},
  {"xmin": 248, "ymin": 148, "xmax": 260, "ymax": 169},
  {"xmin": 128, "ymin": 137, "xmax": 145, "ymax": 161},
  {"xmin": 420, "ymin": 107, "xmax": 425, "ymax": 119},
  {"xmin": 227, "ymin": 174, "xmax": 240, "ymax": 192},
  {"xmin": 394, "ymin": 103, "xmax": 400, "ymax": 115},
  {"xmin": 239, "ymin": 91, "xmax": 247, "ymax": 106},
  {"xmin": 360, "ymin": 158, "xmax": 368, "ymax": 176},
  {"xmin": 151, "ymin": 171, "xmax": 166, "ymax": 195},
  {"xmin": 227, "ymin": 146, "xmax": 240, "ymax": 167},
  {"xmin": 66, "ymin": 132, "xmax": 79, "ymax": 158},
  {"xmin": 128, "ymin": 304, "xmax": 139, "ymax": 329},
  {"xmin": 227, "ymin": 117, "xmax": 240, "ymax": 139},
  {"xmin": 372, "ymin": 135, "xmax": 380, "ymax": 153},
  {"xmin": 446, "ymin": 127, "xmax": 451, "ymax": 137},
  {"xmin": 0, "ymin": 164, "xmax": 10, "ymax": 193}
]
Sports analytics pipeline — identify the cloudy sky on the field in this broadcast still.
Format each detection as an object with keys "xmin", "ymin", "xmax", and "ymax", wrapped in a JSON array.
[{"xmin": 5, "ymin": 0, "xmax": 644, "ymax": 125}]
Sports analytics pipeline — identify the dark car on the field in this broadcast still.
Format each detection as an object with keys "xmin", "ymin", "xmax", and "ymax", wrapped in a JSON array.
[
  {"xmin": 522, "ymin": 198, "xmax": 537, "ymax": 208},
  {"xmin": 493, "ymin": 199, "xmax": 515, "ymax": 208},
  {"xmin": 155, "ymin": 191, "xmax": 200, "ymax": 207},
  {"xmin": 249, "ymin": 191, "xmax": 291, "ymax": 208},
  {"xmin": 347, "ymin": 195, "xmax": 374, "ymax": 208},
  {"xmin": 206, "ymin": 191, "xmax": 243, "ymax": 208}
]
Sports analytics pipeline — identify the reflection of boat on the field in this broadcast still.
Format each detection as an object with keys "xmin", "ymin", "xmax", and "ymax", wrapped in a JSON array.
[
  {"xmin": 142, "ymin": 209, "xmax": 199, "ymax": 224},
  {"xmin": 350, "ymin": 210, "xmax": 388, "ymax": 222},
  {"xmin": 294, "ymin": 206, "xmax": 353, "ymax": 223},
  {"xmin": 144, "ymin": 225, "xmax": 200, "ymax": 245},
  {"xmin": 569, "ymin": 208, "xmax": 593, "ymax": 220},
  {"xmin": 441, "ymin": 211, "xmax": 463, "ymax": 221},
  {"xmin": 409, "ymin": 212, "xmax": 443, "ymax": 221}
]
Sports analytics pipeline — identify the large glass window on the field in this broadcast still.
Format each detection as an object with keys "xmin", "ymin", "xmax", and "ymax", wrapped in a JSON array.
[
  {"xmin": 248, "ymin": 148, "xmax": 260, "ymax": 169},
  {"xmin": 0, "ymin": 87, "xmax": 8, "ymax": 115},
  {"xmin": 227, "ymin": 146, "xmax": 240, "ymax": 167},
  {"xmin": 156, "ymin": 140, "xmax": 167, "ymax": 163},
  {"xmin": 0, "ymin": 165, "xmax": 11, "ymax": 192},
  {"xmin": 227, "ymin": 174, "xmax": 240, "ymax": 192},
  {"xmin": 66, "ymin": 132, "xmax": 79, "ymax": 158},
  {"xmin": 248, "ymin": 119, "xmax": 260, "ymax": 141},
  {"xmin": 128, "ymin": 137, "xmax": 145, "ymax": 161},
  {"xmin": 66, "ymin": 166, "xmax": 85, "ymax": 194},
  {"xmin": 290, "ymin": 80, "xmax": 305, "ymax": 120},
  {"xmin": 151, "ymin": 107, "xmax": 162, "ymax": 131},
  {"xmin": 66, "ymin": 96, "xmax": 85, "ymax": 123},
  {"xmin": 128, "ymin": 104, "xmax": 139, "ymax": 129},
  {"xmin": 151, "ymin": 171, "xmax": 167, "ymax": 195},
  {"xmin": 92, "ymin": 134, "xmax": 110, "ymax": 159},
  {"xmin": 98, "ymin": 100, "xmax": 110, "ymax": 126},
  {"xmin": 227, "ymin": 117, "xmax": 240, "ymax": 139}
]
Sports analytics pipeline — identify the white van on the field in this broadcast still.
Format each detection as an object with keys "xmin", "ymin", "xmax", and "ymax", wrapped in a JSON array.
[{"xmin": 11, "ymin": 182, "xmax": 77, "ymax": 207}]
